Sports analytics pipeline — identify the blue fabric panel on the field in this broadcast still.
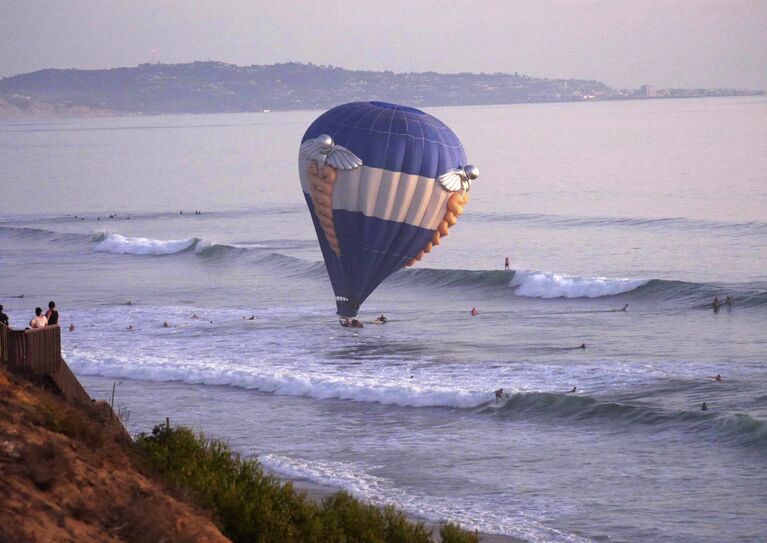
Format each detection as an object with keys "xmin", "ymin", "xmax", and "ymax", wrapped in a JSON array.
[
  {"xmin": 303, "ymin": 193, "xmax": 435, "ymax": 317},
  {"xmin": 302, "ymin": 102, "xmax": 466, "ymax": 179},
  {"xmin": 303, "ymin": 193, "xmax": 347, "ymax": 299}
]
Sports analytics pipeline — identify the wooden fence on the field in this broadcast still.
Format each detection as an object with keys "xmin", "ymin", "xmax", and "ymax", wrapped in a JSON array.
[
  {"xmin": 0, "ymin": 323, "xmax": 93, "ymax": 409},
  {"xmin": 0, "ymin": 322, "xmax": 8, "ymax": 364}
]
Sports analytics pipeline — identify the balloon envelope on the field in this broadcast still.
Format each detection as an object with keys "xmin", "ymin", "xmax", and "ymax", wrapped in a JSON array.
[{"xmin": 299, "ymin": 101, "xmax": 469, "ymax": 317}]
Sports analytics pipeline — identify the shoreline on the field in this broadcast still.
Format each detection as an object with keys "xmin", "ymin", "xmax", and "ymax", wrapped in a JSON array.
[
  {"xmin": 1, "ymin": 93, "xmax": 762, "ymax": 121},
  {"xmin": 271, "ymin": 472, "xmax": 525, "ymax": 543},
  {"xmin": 76, "ymin": 373, "xmax": 525, "ymax": 541}
]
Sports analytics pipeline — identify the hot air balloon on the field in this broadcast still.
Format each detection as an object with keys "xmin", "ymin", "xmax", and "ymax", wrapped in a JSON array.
[{"xmin": 298, "ymin": 101, "xmax": 478, "ymax": 323}]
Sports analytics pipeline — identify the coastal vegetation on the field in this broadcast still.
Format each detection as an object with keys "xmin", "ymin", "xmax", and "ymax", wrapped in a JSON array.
[{"xmin": 136, "ymin": 422, "xmax": 480, "ymax": 543}]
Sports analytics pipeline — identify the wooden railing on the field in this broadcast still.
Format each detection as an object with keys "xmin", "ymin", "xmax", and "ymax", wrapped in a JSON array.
[
  {"xmin": 0, "ymin": 324, "xmax": 92, "ymax": 409},
  {"xmin": 10, "ymin": 325, "xmax": 61, "ymax": 373},
  {"xmin": 0, "ymin": 322, "xmax": 9, "ymax": 364}
]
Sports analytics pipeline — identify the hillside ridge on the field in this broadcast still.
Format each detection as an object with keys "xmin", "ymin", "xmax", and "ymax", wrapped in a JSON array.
[{"xmin": 2, "ymin": 61, "xmax": 760, "ymax": 117}]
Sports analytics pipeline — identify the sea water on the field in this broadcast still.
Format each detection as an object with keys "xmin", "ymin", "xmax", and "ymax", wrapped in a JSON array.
[{"xmin": 1, "ymin": 97, "xmax": 766, "ymax": 542}]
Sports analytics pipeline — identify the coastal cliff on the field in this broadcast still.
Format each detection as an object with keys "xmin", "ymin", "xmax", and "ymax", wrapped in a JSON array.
[{"xmin": 0, "ymin": 365, "xmax": 229, "ymax": 542}]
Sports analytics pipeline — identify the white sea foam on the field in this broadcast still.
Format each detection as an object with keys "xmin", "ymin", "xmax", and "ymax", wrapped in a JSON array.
[
  {"xmin": 259, "ymin": 454, "xmax": 385, "ymax": 499},
  {"xmin": 93, "ymin": 232, "xmax": 198, "ymax": 255},
  {"xmin": 66, "ymin": 352, "xmax": 487, "ymax": 409},
  {"xmin": 512, "ymin": 270, "xmax": 648, "ymax": 298},
  {"xmin": 258, "ymin": 454, "xmax": 590, "ymax": 543}
]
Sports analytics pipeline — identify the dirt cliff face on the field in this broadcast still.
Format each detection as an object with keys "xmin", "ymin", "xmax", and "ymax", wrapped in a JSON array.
[{"xmin": 0, "ymin": 368, "xmax": 230, "ymax": 543}]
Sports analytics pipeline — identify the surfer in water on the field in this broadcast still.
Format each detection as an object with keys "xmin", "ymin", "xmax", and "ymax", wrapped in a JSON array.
[
  {"xmin": 374, "ymin": 314, "xmax": 387, "ymax": 324},
  {"xmin": 569, "ymin": 386, "xmax": 577, "ymax": 393},
  {"xmin": 701, "ymin": 402, "xmax": 708, "ymax": 411},
  {"xmin": 504, "ymin": 257, "xmax": 510, "ymax": 271},
  {"xmin": 471, "ymin": 307, "xmax": 478, "ymax": 316},
  {"xmin": 712, "ymin": 297, "xmax": 721, "ymax": 312},
  {"xmin": 340, "ymin": 317, "xmax": 364, "ymax": 328},
  {"xmin": 494, "ymin": 388, "xmax": 507, "ymax": 402}
]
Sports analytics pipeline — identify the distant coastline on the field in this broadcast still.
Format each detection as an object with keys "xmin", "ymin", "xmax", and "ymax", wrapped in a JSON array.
[{"xmin": 0, "ymin": 61, "xmax": 763, "ymax": 118}]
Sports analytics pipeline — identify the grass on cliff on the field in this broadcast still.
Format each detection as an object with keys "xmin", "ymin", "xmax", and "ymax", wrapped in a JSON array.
[{"xmin": 136, "ymin": 423, "xmax": 479, "ymax": 543}]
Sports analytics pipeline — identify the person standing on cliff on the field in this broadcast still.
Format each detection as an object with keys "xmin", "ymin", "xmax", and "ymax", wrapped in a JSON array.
[
  {"xmin": 0, "ymin": 305, "xmax": 9, "ymax": 326},
  {"xmin": 45, "ymin": 301, "xmax": 59, "ymax": 326}
]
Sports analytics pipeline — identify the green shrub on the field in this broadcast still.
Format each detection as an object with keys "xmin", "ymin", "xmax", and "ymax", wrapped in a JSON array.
[
  {"xmin": 136, "ymin": 423, "xmax": 477, "ymax": 543},
  {"xmin": 439, "ymin": 522, "xmax": 480, "ymax": 543}
]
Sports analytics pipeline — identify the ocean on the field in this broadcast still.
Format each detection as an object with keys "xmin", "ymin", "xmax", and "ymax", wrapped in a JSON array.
[{"xmin": 1, "ymin": 96, "xmax": 766, "ymax": 542}]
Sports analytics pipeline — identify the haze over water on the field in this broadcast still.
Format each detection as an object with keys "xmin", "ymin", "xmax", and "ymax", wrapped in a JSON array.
[{"xmin": 2, "ymin": 96, "xmax": 766, "ymax": 542}]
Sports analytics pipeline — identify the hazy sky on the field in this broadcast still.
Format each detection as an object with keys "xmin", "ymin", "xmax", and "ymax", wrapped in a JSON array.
[{"xmin": 2, "ymin": 0, "xmax": 765, "ymax": 89}]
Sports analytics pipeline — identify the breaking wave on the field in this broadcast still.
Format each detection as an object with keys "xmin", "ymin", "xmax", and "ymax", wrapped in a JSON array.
[
  {"xmin": 66, "ymin": 354, "xmax": 485, "ymax": 409},
  {"xmin": 69, "ymin": 349, "xmax": 766, "ymax": 451},
  {"xmin": 92, "ymin": 232, "xmax": 199, "ymax": 255},
  {"xmin": 510, "ymin": 271, "xmax": 647, "ymax": 298},
  {"xmin": 2, "ymin": 225, "xmax": 765, "ymax": 305}
]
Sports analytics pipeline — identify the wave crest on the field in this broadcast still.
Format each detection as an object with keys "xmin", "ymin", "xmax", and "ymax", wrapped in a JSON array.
[
  {"xmin": 92, "ymin": 232, "xmax": 199, "ymax": 256},
  {"xmin": 510, "ymin": 271, "xmax": 648, "ymax": 298}
]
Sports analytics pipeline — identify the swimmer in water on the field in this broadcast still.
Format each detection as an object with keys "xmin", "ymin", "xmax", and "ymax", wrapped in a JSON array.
[
  {"xmin": 162, "ymin": 321, "xmax": 169, "ymax": 328},
  {"xmin": 715, "ymin": 374, "xmax": 722, "ymax": 382},
  {"xmin": 68, "ymin": 323, "xmax": 75, "ymax": 332},
  {"xmin": 701, "ymin": 402, "xmax": 708, "ymax": 411},
  {"xmin": 471, "ymin": 307, "xmax": 478, "ymax": 316},
  {"xmin": 712, "ymin": 297, "xmax": 721, "ymax": 312},
  {"xmin": 579, "ymin": 343, "xmax": 586, "ymax": 349},
  {"xmin": 569, "ymin": 386, "xmax": 577, "ymax": 393},
  {"xmin": 621, "ymin": 304, "xmax": 628, "ymax": 312}
]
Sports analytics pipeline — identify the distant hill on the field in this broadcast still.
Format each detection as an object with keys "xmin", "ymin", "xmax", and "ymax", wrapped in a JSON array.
[
  {"xmin": 0, "ymin": 61, "xmax": 613, "ymax": 116},
  {"xmin": 0, "ymin": 61, "xmax": 761, "ymax": 117}
]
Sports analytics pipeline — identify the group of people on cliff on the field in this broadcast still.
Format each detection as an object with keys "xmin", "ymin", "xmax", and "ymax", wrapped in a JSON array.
[{"xmin": 0, "ymin": 301, "xmax": 59, "ymax": 329}]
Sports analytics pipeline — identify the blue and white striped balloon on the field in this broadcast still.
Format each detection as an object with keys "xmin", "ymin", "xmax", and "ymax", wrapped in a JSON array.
[{"xmin": 299, "ymin": 101, "xmax": 477, "ymax": 318}]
